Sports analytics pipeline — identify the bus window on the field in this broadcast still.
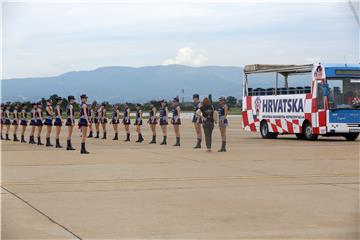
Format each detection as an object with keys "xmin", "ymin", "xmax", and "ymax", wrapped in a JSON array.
[{"xmin": 327, "ymin": 79, "xmax": 360, "ymax": 109}]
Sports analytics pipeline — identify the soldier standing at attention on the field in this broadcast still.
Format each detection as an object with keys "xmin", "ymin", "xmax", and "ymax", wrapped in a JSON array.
[
  {"xmin": 54, "ymin": 97, "xmax": 64, "ymax": 148},
  {"xmin": 43, "ymin": 99, "xmax": 54, "ymax": 147},
  {"xmin": 134, "ymin": 103, "xmax": 144, "ymax": 143},
  {"xmin": 159, "ymin": 100, "xmax": 168, "ymax": 145},
  {"xmin": 3, "ymin": 104, "xmax": 11, "ymax": 141},
  {"xmin": 87, "ymin": 104, "xmax": 94, "ymax": 138},
  {"xmin": 148, "ymin": 101, "xmax": 157, "ymax": 144},
  {"xmin": 36, "ymin": 102, "xmax": 44, "ymax": 145},
  {"xmin": 171, "ymin": 97, "xmax": 181, "ymax": 146},
  {"xmin": 192, "ymin": 94, "xmax": 202, "ymax": 149},
  {"xmin": 111, "ymin": 104, "xmax": 120, "ymax": 140},
  {"xmin": 65, "ymin": 96, "xmax": 76, "ymax": 150},
  {"xmin": 218, "ymin": 97, "xmax": 229, "ymax": 152},
  {"xmin": 123, "ymin": 102, "xmax": 131, "ymax": 141},
  {"xmin": 100, "ymin": 103, "xmax": 107, "ymax": 139},
  {"xmin": 0, "ymin": 104, "xmax": 4, "ymax": 140},
  {"xmin": 78, "ymin": 94, "xmax": 90, "ymax": 154},
  {"xmin": 20, "ymin": 103, "xmax": 28, "ymax": 143},
  {"xmin": 12, "ymin": 105, "xmax": 20, "ymax": 142},
  {"xmin": 94, "ymin": 104, "xmax": 101, "ymax": 139},
  {"xmin": 29, "ymin": 103, "xmax": 37, "ymax": 144}
]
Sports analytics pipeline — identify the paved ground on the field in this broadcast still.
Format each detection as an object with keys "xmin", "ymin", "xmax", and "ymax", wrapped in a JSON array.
[{"xmin": 1, "ymin": 117, "xmax": 359, "ymax": 239}]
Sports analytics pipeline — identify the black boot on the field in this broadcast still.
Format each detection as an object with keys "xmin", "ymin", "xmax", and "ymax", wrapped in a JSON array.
[
  {"xmin": 102, "ymin": 132, "xmax": 107, "ymax": 139},
  {"xmin": 112, "ymin": 133, "xmax": 118, "ymax": 140},
  {"xmin": 37, "ymin": 137, "xmax": 43, "ymax": 145},
  {"xmin": 193, "ymin": 138, "xmax": 201, "ymax": 149},
  {"xmin": 87, "ymin": 131, "xmax": 93, "ymax": 138},
  {"xmin": 29, "ymin": 136, "xmax": 35, "ymax": 144},
  {"xmin": 66, "ymin": 140, "xmax": 75, "ymax": 150},
  {"xmin": 136, "ymin": 134, "xmax": 143, "ymax": 143},
  {"xmin": 80, "ymin": 142, "xmax": 89, "ymax": 154},
  {"xmin": 218, "ymin": 141, "xmax": 227, "ymax": 152},
  {"xmin": 21, "ymin": 135, "xmax": 26, "ymax": 143},
  {"xmin": 95, "ymin": 131, "xmax": 99, "ymax": 139},
  {"xmin": 13, "ymin": 134, "xmax": 19, "ymax": 142},
  {"xmin": 160, "ymin": 136, "xmax": 167, "ymax": 145},
  {"xmin": 125, "ymin": 133, "xmax": 130, "ymax": 142},
  {"xmin": 1, "ymin": 133, "xmax": 3, "ymax": 140},
  {"xmin": 46, "ymin": 137, "xmax": 53, "ymax": 147},
  {"xmin": 5, "ymin": 134, "xmax": 10, "ymax": 141},
  {"xmin": 173, "ymin": 137, "xmax": 180, "ymax": 146},
  {"xmin": 149, "ymin": 135, "xmax": 156, "ymax": 144},
  {"xmin": 55, "ymin": 138, "xmax": 63, "ymax": 148}
]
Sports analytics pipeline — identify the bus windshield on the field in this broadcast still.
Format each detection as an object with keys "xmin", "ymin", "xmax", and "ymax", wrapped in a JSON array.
[{"xmin": 327, "ymin": 78, "xmax": 360, "ymax": 109}]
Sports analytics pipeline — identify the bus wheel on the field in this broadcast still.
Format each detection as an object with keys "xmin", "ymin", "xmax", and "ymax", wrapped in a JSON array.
[
  {"xmin": 260, "ymin": 121, "xmax": 278, "ymax": 139},
  {"xmin": 303, "ymin": 122, "xmax": 318, "ymax": 140},
  {"xmin": 295, "ymin": 133, "xmax": 304, "ymax": 139},
  {"xmin": 344, "ymin": 133, "xmax": 359, "ymax": 141}
]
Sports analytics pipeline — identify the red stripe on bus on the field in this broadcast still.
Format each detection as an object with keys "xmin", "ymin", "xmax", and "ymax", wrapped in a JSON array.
[
  {"xmin": 318, "ymin": 111, "xmax": 326, "ymax": 126},
  {"xmin": 242, "ymin": 111, "xmax": 249, "ymax": 127},
  {"xmin": 271, "ymin": 123, "xmax": 278, "ymax": 132},
  {"xmin": 287, "ymin": 121, "xmax": 294, "ymax": 133},
  {"xmin": 246, "ymin": 96, "xmax": 252, "ymax": 110}
]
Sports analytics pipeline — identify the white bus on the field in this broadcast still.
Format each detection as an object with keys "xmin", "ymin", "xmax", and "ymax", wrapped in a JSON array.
[{"xmin": 242, "ymin": 63, "xmax": 360, "ymax": 141}]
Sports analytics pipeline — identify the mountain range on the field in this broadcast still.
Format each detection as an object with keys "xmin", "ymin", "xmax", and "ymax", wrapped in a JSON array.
[
  {"xmin": 1, "ymin": 65, "xmax": 308, "ymax": 103},
  {"xmin": 2, "ymin": 65, "xmax": 244, "ymax": 103}
]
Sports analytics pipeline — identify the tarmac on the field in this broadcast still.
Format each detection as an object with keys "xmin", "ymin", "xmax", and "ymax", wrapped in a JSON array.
[{"xmin": 1, "ymin": 117, "xmax": 359, "ymax": 239}]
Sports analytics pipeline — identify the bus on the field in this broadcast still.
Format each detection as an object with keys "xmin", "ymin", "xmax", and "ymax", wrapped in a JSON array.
[{"xmin": 242, "ymin": 63, "xmax": 360, "ymax": 141}]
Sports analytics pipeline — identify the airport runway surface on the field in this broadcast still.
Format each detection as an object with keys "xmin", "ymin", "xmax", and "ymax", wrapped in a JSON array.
[{"xmin": 2, "ymin": 117, "xmax": 359, "ymax": 239}]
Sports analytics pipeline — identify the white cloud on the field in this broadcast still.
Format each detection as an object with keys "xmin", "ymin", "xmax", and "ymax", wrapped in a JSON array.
[{"xmin": 163, "ymin": 47, "xmax": 208, "ymax": 66}]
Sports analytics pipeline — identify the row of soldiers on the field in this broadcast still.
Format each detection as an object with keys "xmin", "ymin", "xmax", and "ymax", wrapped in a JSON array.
[{"xmin": 1, "ymin": 94, "xmax": 228, "ymax": 153}]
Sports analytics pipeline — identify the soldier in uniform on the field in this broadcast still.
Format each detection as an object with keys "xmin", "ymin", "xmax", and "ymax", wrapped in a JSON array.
[
  {"xmin": 111, "ymin": 104, "xmax": 120, "ymax": 140},
  {"xmin": 192, "ymin": 94, "xmax": 202, "ymax": 149},
  {"xmin": 122, "ymin": 103, "xmax": 131, "ymax": 141},
  {"xmin": 218, "ymin": 97, "xmax": 229, "ymax": 152},
  {"xmin": 43, "ymin": 99, "xmax": 54, "ymax": 147},
  {"xmin": 171, "ymin": 97, "xmax": 181, "ymax": 146},
  {"xmin": 134, "ymin": 103, "xmax": 144, "ymax": 143},
  {"xmin": 78, "ymin": 94, "xmax": 90, "ymax": 154},
  {"xmin": 19, "ymin": 103, "xmax": 28, "ymax": 143},
  {"xmin": 100, "ymin": 103, "xmax": 107, "ymax": 139},
  {"xmin": 29, "ymin": 103, "xmax": 37, "ymax": 144},
  {"xmin": 65, "ymin": 96, "xmax": 76, "ymax": 150},
  {"xmin": 36, "ymin": 102, "xmax": 44, "ymax": 145},
  {"xmin": 3, "ymin": 104, "xmax": 11, "ymax": 141},
  {"xmin": 148, "ymin": 101, "xmax": 157, "ymax": 144},
  {"xmin": 12, "ymin": 105, "xmax": 20, "ymax": 142},
  {"xmin": 54, "ymin": 97, "xmax": 64, "ymax": 148},
  {"xmin": 159, "ymin": 100, "xmax": 168, "ymax": 145}
]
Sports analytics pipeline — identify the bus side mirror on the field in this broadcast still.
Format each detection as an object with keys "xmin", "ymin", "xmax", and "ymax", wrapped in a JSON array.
[{"xmin": 321, "ymin": 83, "xmax": 329, "ymax": 97}]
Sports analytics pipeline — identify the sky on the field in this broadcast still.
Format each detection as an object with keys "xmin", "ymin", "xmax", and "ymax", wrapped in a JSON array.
[{"xmin": 2, "ymin": 0, "xmax": 359, "ymax": 79}]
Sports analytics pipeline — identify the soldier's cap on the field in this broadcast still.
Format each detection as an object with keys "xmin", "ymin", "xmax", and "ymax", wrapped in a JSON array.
[
  {"xmin": 80, "ymin": 94, "xmax": 88, "ymax": 99},
  {"xmin": 68, "ymin": 95, "xmax": 75, "ymax": 101},
  {"xmin": 193, "ymin": 94, "xmax": 199, "ymax": 99},
  {"xmin": 136, "ymin": 103, "xmax": 142, "ymax": 107},
  {"xmin": 173, "ymin": 97, "xmax": 179, "ymax": 102},
  {"xmin": 218, "ymin": 96, "xmax": 226, "ymax": 101},
  {"xmin": 56, "ymin": 97, "xmax": 63, "ymax": 101}
]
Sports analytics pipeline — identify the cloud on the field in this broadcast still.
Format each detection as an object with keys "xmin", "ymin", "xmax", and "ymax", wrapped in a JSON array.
[{"xmin": 163, "ymin": 47, "xmax": 208, "ymax": 66}]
